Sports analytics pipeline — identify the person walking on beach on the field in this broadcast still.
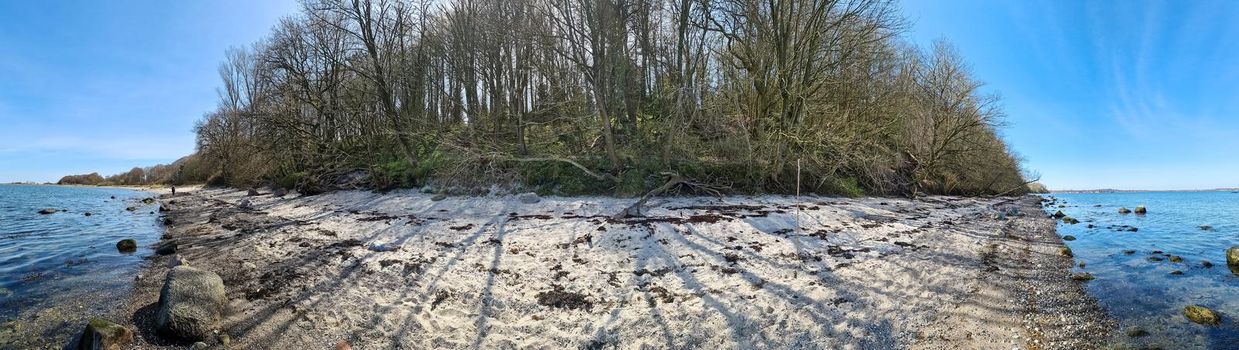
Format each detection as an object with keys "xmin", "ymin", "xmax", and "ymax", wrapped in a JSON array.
[{"xmin": 171, "ymin": 185, "xmax": 176, "ymax": 195}]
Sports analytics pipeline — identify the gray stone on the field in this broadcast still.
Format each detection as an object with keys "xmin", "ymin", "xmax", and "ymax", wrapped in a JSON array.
[
  {"xmin": 68, "ymin": 318, "xmax": 133, "ymax": 350},
  {"xmin": 156, "ymin": 266, "xmax": 226, "ymax": 340},
  {"xmin": 1070, "ymin": 272, "xmax": 1094, "ymax": 281},
  {"xmin": 156, "ymin": 242, "xmax": 177, "ymax": 255},
  {"xmin": 517, "ymin": 192, "xmax": 541, "ymax": 204}
]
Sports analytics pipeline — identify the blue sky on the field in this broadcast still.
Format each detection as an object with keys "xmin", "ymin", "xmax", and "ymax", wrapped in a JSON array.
[
  {"xmin": 902, "ymin": 0, "xmax": 1239, "ymax": 190},
  {"xmin": 0, "ymin": 0, "xmax": 298, "ymax": 183},
  {"xmin": 1, "ymin": 1, "xmax": 1237, "ymax": 190}
]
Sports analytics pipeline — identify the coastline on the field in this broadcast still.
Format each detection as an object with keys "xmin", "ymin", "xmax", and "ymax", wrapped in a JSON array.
[{"xmin": 102, "ymin": 188, "xmax": 1111, "ymax": 348}]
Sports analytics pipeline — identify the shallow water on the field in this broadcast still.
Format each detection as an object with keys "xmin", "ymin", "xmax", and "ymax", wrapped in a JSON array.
[
  {"xmin": 0, "ymin": 184, "xmax": 163, "ymax": 327},
  {"xmin": 1046, "ymin": 192, "xmax": 1239, "ymax": 349}
]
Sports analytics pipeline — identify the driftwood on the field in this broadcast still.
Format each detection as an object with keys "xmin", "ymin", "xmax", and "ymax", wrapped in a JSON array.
[{"xmin": 612, "ymin": 172, "xmax": 724, "ymax": 219}]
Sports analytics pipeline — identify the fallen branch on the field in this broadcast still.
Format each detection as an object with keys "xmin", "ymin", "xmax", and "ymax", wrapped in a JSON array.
[
  {"xmin": 994, "ymin": 174, "xmax": 1042, "ymax": 197},
  {"xmin": 612, "ymin": 172, "xmax": 724, "ymax": 219},
  {"xmin": 612, "ymin": 173, "xmax": 683, "ymax": 219}
]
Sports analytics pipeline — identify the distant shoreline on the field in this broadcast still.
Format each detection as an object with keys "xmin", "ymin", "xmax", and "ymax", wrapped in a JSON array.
[{"xmin": 1051, "ymin": 188, "xmax": 1239, "ymax": 194}]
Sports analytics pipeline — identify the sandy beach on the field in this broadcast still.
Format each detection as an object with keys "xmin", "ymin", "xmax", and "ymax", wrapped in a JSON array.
[{"xmin": 91, "ymin": 188, "xmax": 1114, "ymax": 349}]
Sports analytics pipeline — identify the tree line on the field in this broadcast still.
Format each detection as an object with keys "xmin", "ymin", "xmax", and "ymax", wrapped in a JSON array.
[
  {"xmin": 57, "ymin": 154, "xmax": 214, "ymax": 186},
  {"xmin": 135, "ymin": 0, "xmax": 1031, "ymax": 196}
]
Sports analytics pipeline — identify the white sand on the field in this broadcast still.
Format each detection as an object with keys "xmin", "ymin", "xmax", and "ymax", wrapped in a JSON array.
[{"xmin": 122, "ymin": 188, "xmax": 1112, "ymax": 349}]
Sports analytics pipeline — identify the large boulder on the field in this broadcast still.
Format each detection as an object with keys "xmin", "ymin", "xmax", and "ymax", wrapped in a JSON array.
[
  {"xmin": 1228, "ymin": 246, "xmax": 1239, "ymax": 276},
  {"xmin": 1134, "ymin": 205, "xmax": 1147, "ymax": 214},
  {"xmin": 69, "ymin": 318, "xmax": 133, "ymax": 350},
  {"xmin": 1228, "ymin": 246, "xmax": 1239, "ymax": 267},
  {"xmin": 1183, "ymin": 305, "xmax": 1220, "ymax": 326},
  {"xmin": 156, "ymin": 266, "xmax": 226, "ymax": 340}
]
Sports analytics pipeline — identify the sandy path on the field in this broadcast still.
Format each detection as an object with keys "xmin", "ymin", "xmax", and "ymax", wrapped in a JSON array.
[{"xmin": 109, "ymin": 189, "xmax": 1112, "ymax": 349}]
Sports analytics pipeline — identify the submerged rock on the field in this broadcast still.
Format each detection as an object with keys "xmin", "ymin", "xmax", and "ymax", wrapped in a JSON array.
[
  {"xmin": 1059, "ymin": 247, "xmax": 1073, "ymax": 257},
  {"xmin": 1052, "ymin": 210, "xmax": 1066, "ymax": 218},
  {"xmin": 68, "ymin": 318, "xmax": 133, "ymax": 350},
  {"xmin": 1199, "ymin": 225, "xmax": 1214, "ymax": 231},
  {"xmin": 38, "ymin": 208, "xmax": 57, "ymax": 215},
  {"xmin": 1202, "ymin": 260, "xmax": 1214, "ymax": 268},
  {"xmin": 1070, "ymin": 272, "xmax": 1094, "ymax": 281},
  {"xmin": 142, "ymin": 198, "xmax": 155, "ymax": 204},
  {"xmin": 1118, "ymin": 207, "xmax": 1131, "ymax": 214},
  {"xmin": 1183, "ymin": 305, "xmax": 1220, "ymax": 326},
  {"xmin": 1170, "ymin": 270, "xmax": 1184, "ymax": 275},
  {"xmin": 1122, "ymin": 249, "xmax": 1136, "ymax": 255},
  {"xmin": 1169, "ymin": 255, "xmax": 1183, "ymax": 263},
  {"xmin": 1062, "ymin": 235, "xmax": 1076, "ymax": 241},
  {"xmin": 1062, "ymin": 217, "xmax": 1080, "ymax": 225},
  {"xmin": 156, "ymin": 266, "xmax": 226, "ymax": 340},
  {"xmin": 116, "ymin": 239, "xmax": 137, "ymax": 253},
  {"xmin": 1125, "ymin": 327, "xmax": 1149, "ymax": 337}
]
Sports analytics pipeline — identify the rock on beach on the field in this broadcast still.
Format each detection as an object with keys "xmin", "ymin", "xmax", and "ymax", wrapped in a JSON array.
[{"xmin": 156, "ymin": 266, "xmax": 226, "ymax": 340}]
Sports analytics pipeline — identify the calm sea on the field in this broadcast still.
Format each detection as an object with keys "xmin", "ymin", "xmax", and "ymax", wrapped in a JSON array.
[
  {"xmin": 1048, "ymin": 191, "xmax": 1239, "ymax": 349},
  {"xmin": 0, "ymin": 184, "xmax": 163, "ymax": 338}
]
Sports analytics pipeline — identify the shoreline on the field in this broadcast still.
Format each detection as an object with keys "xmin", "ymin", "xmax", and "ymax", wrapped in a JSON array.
[{"xmin": 105, "ymin": 188, "xmax": 1111, "ymax": 348}]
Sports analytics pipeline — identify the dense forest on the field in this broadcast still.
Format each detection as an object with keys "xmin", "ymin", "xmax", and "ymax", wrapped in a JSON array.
[{"xmin": 108, "ymin": 0, "xmax": 1034, "ymax": 197}]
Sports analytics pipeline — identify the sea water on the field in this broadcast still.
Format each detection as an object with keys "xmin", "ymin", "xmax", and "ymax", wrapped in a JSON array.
[
  {"xmin": 1048, "ymin": 191, "xmax": 1239, "ymax": 349},
  {"xmin": 0, "ymin": 184, "xmax": 163, "ymax": 341}
]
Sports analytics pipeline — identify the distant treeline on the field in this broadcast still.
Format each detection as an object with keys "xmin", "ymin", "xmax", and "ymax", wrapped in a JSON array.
[
  {"xmin": 57, "ymin": 155, "xmax": 214, "ymax": 186},
  {"xmin": 126, "ymin": 0, "xmax": 1032, "ymax": 196}
]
